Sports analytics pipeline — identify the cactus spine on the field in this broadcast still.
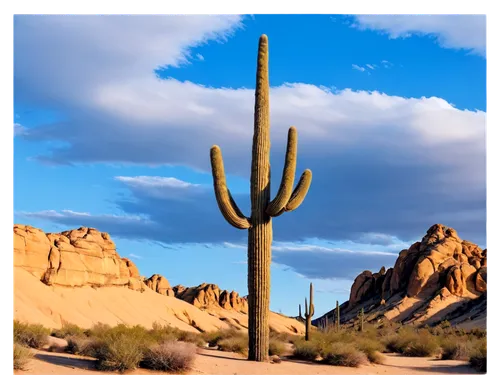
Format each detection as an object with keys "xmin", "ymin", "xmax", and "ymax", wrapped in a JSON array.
[
  {"xmin": 304, "ymin": 283, "xmax": 315, "ymax": 341},
  {"xmin": 210, "ymin": 35, "xmax": 312, "ymax": 362},
  {"xmin": 336, "ymin": 300, "xmax": 340, "ymax": 332},
  {"xmin": 359, "ymin": 308, "xmax": 364, "ymax": 332}
]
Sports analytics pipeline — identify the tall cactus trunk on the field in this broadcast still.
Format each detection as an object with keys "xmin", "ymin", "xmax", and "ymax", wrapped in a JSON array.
[
  {"xmin": 209, "ymin": 35, "xmax": 312, "ymax": 362},
  {"xmin": 247, "ymin": 33, "xmax": 272, "ymax": 362}
]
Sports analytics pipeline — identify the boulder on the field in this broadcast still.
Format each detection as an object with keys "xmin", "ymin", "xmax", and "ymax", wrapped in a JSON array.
[
  {"xmin": 146, "ymin": 274, "xmax": 175, "ymax": 296},
  {"xmin": 475, "ymin": 267, "xmax": 487, "ymax": 293}
]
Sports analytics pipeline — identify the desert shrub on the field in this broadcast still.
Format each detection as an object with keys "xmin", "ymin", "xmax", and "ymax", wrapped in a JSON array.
[
  {"xmin": 268, "ymin": 337, "xmax": 286, "ymax": 356},
  {"xmin": 84, "ymin": 322, "xmax": 112, "ymax": 338},
  {"xmin": 65, "ymin": 335, "xmax": 101, "ymax": 356},
  {"xmin": 354, "ymin": 337, "xmax": 385, "ymax": 364},
  {"xmin": 91, "ymin": 325, "xmax": 152, "ymax": 372},
  {"xmin": 51, "ymin": 322, "xmax": 85, "ymax": 339},
  {"xmin": 321, "ymin": 342, "xmax": 368, "ymax": 367},
  {"xmin": 218, "ymin": 335, "xmax": 248, "ymax": 355},
  {"xmin": 13, "ymin": 344, "xmax": 33, "ymax": 370},
  {"xmin": 440, "ymin": 339, "xmax": 474, "ymax": 360},
  {"xmin": 269, "ymin": 330, "xmax": 295, "ymax": 344},
  {"xmin": 402, "ymin": 331, "xmax": 440, "ymax": 357},
  {"xmin": 293, "ymin": 339, "xmax": 320, "ymax": 361},
  {"xmin": 176, "ymin": 330, "xmax": 207, "ymax": 347},
  {"xmin": 141, "ymin": 341, "xmax": 196, "ymax": 372},
  {"xmin": 469, "ymin": 339, "xmax": 486, "ymax": 373},
  {"xmin": 201, "ymin": 328, "xmax": 245, "ymax": 347},
  {"xmin": 14, "ymin": 320, "xmax": 50, "ymax": 349},
  {"xmin": 384, "ymin": 327, "xmax": 418, "ymax": 353}
]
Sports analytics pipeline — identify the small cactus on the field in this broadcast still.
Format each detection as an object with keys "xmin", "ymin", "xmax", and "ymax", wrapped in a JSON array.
[
  {"xmin": 304, "ymin": 283, "xmax": 315, "ymax": 341},
  {"xmin": 358, "ymin": 308, "xmax": 364, "ymax": 332},
  {"xmin": 336, "ymin": 300, "xmax": 340, "ymax": 332}
]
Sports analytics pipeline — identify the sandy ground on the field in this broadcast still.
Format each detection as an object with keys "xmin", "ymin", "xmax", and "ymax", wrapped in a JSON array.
[
  {"xmin": 14, "ymin": 267, "xmax": 304, "ymax": 335},
  {"xmin": 20, "ymin": 348, "xmax": 479, "ymax": 375}
]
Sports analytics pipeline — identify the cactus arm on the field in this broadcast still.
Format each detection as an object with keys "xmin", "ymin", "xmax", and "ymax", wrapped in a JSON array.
[
  {"xmin": 304, "ymin": 297, "xmax": 308, "ymax": 316},
  {"xmin": 309, "ymin": 282, "xmax": 314, "ymax": 317},
  {"xmin": 285, "ymin": 169, "xmax": 312, "ymax": 212},
  {"xmin": 266, "ymin": 127, "xmax": 297, "ymax": 216},
  {"xmin": 310, "ymin": 303, "xmax": 315, "ymax": 317},
  {"xmin": 210, "ymin": 145, "xmax": 251, "ymax": 229}
]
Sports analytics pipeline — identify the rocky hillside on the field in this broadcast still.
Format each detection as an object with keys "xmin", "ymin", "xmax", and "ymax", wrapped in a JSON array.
[
  {"xmin": 313, "ymin": 224, "xmax": 486, "ymax": 329},
  {"xmin": 13, "ymin": 224, "xmax": 304, "ymax": 334}
]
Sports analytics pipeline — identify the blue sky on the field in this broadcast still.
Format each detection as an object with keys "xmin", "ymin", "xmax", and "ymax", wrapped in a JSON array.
[{"xmin": 13, "ymin": 15, "xmax": 486, "ymax": 317}]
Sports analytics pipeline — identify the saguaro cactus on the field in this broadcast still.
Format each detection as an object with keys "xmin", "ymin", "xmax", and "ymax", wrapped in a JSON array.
[
  {"xmin": 336, "ymin": 300, "xmax": 340, "ymax": 332},
  {"xmin": 358, "ymin": 308, "xmax": 365, "ymax": 332},
  {"xmin": 210, "ymin": 35, "xmax": 312, "ymax": 362},
  {"xmin": 304, "ymin": 283, "xmax": 315, "ymax": 341},
  {"xmin": 299, "ymin": 304, "xmax": 302, "ymax": 319}
]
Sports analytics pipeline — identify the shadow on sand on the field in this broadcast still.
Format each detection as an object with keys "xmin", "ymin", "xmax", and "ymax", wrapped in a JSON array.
[{"xmin": 35, "ymin": 353, "xmax": 97, "ymax": 371}]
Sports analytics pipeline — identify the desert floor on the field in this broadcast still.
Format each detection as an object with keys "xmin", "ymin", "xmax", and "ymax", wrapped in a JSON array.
[{"xmin": 21, "ymin": 347, "xmax": 478, "ymax": 375}]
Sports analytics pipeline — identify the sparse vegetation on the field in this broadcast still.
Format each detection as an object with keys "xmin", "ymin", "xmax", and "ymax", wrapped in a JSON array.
[
  {"xmin": 293, "ymin": 339, "xmax": 319, "ymax": 361},
  {"xmin": 14, "ymin": 344, "xmax": 33, "ymax": 370},
  {"xmin": 268, "ymin": 337, "xmax": 286, "ymax": 356},
  {"xmin": 14, "ymin": 320, "xmax": 50, "ymax": 349},
  {"xmin": 51, "ymin": 322, "xmax": 85, "ymax": 339},
  {"xmin": 141, "ymin": 341, "xmax": 197, "ymax": 372},
  {"xmin": 321, "ymin": 342, "xmax": 368, "ymax": 367},
  {"xmin": 469, "ymin": 339, "xmax": 487, "ymax": 373}
]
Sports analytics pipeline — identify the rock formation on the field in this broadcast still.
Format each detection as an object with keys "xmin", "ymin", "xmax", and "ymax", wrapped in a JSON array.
[
  {"xmin": 315, "ymin": 224, "xmax": 486, "ymax": 329},
  {"xmin": 145, "ymin": 274, "xmax": 175, "ymax": 297},
  {"xmin": 173, "ymin": 283, "xmax": 248, "ymax": 311},
  {"xmin": 14, "ymin": 225, "xmax": 142, "ymax": 290}
]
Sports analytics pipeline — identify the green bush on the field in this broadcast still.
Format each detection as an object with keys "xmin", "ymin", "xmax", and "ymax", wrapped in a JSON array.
[
  {"xmin": 440, "ymin": 339, "xmax": 474, "ymax": 360},
  {"xmin": 13, "ymin": 344, "xmax": 33, "ymax": 370},
  {"xmin": 201, "ymin": 328, "xmax": 245, "ymax": 348},
  {"xmin": 14, "ymin": 320, "xmax": 50, "ymax": 349},
  {"xmin": 141, "ymin": 341, "xmax": 197, "ymax": 372},
  {"xmin": 402, "ymin": 331, "xmax": 440, "ymax": 357}
]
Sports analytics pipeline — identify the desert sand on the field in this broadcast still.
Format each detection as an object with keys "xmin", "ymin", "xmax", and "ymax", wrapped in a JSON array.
[
  {"xmin": 14, "ymin": 267, "xmax": 304, "ymax": 334},
  {"xmin": 21, "ymin": 347, "xmax": 478, "ymax": 375}
]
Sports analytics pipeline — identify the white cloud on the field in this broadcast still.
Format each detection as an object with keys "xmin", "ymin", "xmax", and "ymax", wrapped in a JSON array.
[
  {"xmin": 352, "ymin": 64, "xmax": 366, "ymax": 72},
  {"xmin": 128, "ymin": 253, "xmax": 143, "ymax": 259},
  {"xmin": 115, "ymin": 176, "xmax": 197, "ymax": 189},
  {"xmin": 14, "ymin": 123, "xmax": 26, "ymax": 136},
  {"xmin": 354, "ymin": 15, "xmax": 486, "ymax": 56},
  {"xmin": 18, "ymin": 209, "xmax": 152, "ymax": 225},
  {"xmin": 366, "ymin": 64, "xmax": 376, "ymax": 70},
  {"xmin": 196, "ymin": 53, "xmax": 205, "ymax": 61}
]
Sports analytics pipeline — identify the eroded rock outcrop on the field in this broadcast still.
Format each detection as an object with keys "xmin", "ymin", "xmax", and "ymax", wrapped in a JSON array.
[
  {"xmin": 319, "ymin": 224, "xmax": 487, "ymax": 329},
  {"xmin": 173, "ymin": 283, "xmax": 248, "ymax": 311},
  {"xmin": 14, "ymin": 224, "xmax": 142, "ymax": 289},
  {"xmin": 145, "ymin": 274, "xmax": 175, "ymax": 296}
]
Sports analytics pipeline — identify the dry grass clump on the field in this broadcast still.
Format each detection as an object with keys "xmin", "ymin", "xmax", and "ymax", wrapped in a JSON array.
[
  {"xmin": 14, "ymin": 344, "xmax": 33, "ymax": 370},
  {"xmin": 141, "ymin": 341, "xmax": 197, "ymax": 372},
  {"xmin": 293, "ymin": 339, "xmax": 319, "ymax": 361},
  {"xmin": 51, "ymin": 322, "xmax": 85, "ymax": 339},
  {"xmin": 402, "ymin": 330, "xmax": 440, "ymax": 357},
  {"xmin": 14, "ymin": 320, "xmax": 50, "ymax": 349},
  {"xmin": 321, "ymin": 342, "xmax": 368, "ymax": 367}
]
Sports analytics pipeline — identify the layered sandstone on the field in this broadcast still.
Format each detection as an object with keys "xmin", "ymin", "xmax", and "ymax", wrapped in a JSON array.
[
  {"xmin": 173, "ymin": 283, "xmax": 248, "ymax": 311},
  {"xmin": 14, "ymin": 225, "xmax": 142, "ymax": 290}
]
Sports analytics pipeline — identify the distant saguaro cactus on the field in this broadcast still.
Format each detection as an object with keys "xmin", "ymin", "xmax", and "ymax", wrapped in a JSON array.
[
  {"xmin": 299, "ymin": 304, "xmax": 302, "ymax": 319},
  {"xmin": 336, "ymin": 300, "xmax": 340, "ymax": 332},
  {"xmin": 210, "ymin": 35, "xmax": 312, "ymax": 362},
  {"xmin": 304, "ymin": 283, "xmax": 315, "ymax": 341},
  {"xmin": 359, "ymin": 307, "xmax": 365, "ymax": 332}
]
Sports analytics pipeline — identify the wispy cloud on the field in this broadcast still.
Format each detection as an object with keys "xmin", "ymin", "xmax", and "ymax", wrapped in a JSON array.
[
  {"xmin": 196, "ymin": 53, "xmax": 204, "ymax": 61},
  {"xmin": 352, "ymin": 64, "xmax": 366, "ymax": 72},
  {"xmin": 366, "ymin": 64, "xmax": 376, "ymax": 70},
  {"xmin": 381, "ymin": 60, "xmax": 393, "ymax": 68},
  {"xmin": 14, "ymin": 123, "xmax": 26, "ymax": 137},
  {"xmin": 128, "ymin": 253, "xmax": 143, "ymax": 259}
]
